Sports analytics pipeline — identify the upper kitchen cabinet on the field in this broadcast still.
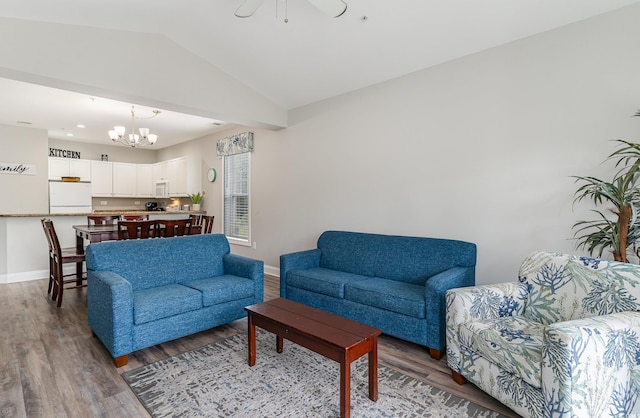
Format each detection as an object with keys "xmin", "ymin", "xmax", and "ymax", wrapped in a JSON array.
[
  {"xmin": 153, "ymin": 157, "xmax": 200, "ymax": 197},
  {"xmin": 48, "ymin": 157, "xmax": 91, "ymax": 181},
  {"xmin": 136, "ymin": 164, "xmax": 153, "ymax": 197},
  {"xmin": 112, "ymin": 162, "xmax": 137, "ymax": 197},
  {"xmin": 168, "ymin": 157, "xmax": 188, "ymax": 196},
  {"xmin": 90, "ymin": 160, "xmax": 113, "ymax": 197}
]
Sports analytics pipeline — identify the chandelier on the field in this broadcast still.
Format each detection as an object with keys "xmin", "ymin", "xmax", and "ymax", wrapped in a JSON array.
[{"xmin": 108, "ymin": 106, "xmax": 161, "ymax": 147}]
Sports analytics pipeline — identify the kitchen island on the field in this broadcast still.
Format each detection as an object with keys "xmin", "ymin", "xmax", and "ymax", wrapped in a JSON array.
[{"xmin": 0, "ymin": 210, "xmax": 207, "ymax": 284}]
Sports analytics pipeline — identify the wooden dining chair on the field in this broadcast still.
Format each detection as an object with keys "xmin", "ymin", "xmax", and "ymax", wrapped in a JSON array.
[
  {"xmin": 201, "ymin": 215, "xmax": 214, "ymax": 233},
  {"xmin": 41, "ymin": 218, "xmax": 86, "ymax": 307},
  {"xmin": 190, "ymin": 214, "xmax": 202, "ymax": 226},
  {"xmin": 87, "ymin": 215, "xmax": 119, "ymax": 225},
  {"xmin": 118, "ymin": 220, "xmax": 158, "ymax": 240},
  {"xmin": 189, "ymin": 214, "xmax": 214, "ymax": 233},
  {"xmin": 121, "ymin": 214, "xmax": 149, "ymax": 221},
  {"xmin": 157, "ymin": 219, "xmax": 191, "ymax": 237}
]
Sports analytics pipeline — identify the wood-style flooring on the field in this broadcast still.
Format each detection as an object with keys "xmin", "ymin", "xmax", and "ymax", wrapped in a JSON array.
[{"xmin": 0, "ymin": 275, "xmax": 520, "ymax": 417}]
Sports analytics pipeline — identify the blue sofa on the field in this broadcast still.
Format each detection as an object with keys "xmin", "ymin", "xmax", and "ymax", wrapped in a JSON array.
[
  {"xmin": 86, "ymin": 234, "xmax": 264, "ymax": 367},
  {"xmin": 280, "ymin": 231, "xmax": 476, "ymax": 358}
]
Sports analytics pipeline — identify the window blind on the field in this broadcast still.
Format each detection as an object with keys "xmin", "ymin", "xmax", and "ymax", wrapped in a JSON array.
[{"xmin": 224, "ymin": 152, "xmax": 250, "ymax": 242}]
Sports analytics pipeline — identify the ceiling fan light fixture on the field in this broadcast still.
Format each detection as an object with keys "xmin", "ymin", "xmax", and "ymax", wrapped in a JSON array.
[
  {"xmin": 235, "ymin": 0, "xmax": 346, "ymax": 19},
  {"xmin": 307, "ymin": 0, "xmax": 347, "ymax": 18}
]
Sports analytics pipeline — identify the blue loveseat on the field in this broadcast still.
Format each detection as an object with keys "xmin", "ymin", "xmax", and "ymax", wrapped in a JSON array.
[
  {"xmin": 86, "ymin": 234, "xmax": 264, "ymax": 367},
  {"xmin": 280, "ymin": 231, "xmax": 476, "ymax": 358}
]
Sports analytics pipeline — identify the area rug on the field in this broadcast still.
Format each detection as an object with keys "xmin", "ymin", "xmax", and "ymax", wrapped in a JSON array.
[{"xmin": 123, "ymin": 330, "xmax": 508, "ymax": 417}]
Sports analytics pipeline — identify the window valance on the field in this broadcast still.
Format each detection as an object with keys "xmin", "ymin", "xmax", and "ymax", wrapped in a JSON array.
[{"xmin": 216, "ymin": 132, "xmax": 254, "ymax": 157}]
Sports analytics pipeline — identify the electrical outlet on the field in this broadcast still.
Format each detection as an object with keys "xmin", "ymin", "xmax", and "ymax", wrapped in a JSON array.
[
  {"xmin": 100, "ymin": 201, "xmax": 107, "ymax": 206},
  {"xmin": 134, "ymin": 201, "xmax": 140, "ymax": 205},
  {"xmin": 252, "ymin": 241, "xmax": 257, "ymax": 249}
]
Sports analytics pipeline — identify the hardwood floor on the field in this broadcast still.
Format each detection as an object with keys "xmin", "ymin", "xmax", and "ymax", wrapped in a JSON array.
[{"xmin": 0, "ymin": 275, "xmax": 520, "ymax": 417}]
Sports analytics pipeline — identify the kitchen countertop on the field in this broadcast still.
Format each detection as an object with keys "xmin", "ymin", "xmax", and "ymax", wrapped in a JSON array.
[{"xmin": 0, "ymin": 210, "xmax": 206, "ymax": 218}]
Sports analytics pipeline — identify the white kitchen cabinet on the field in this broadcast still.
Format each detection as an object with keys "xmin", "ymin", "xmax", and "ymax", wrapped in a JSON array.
[
  {"xmin": 136, "ymin": 164, "xmax": 153, "ymax": 197},
  {"xmin": 91, "ymin": 160, "xmax": 113, "ymax": 197},
  {"xmin": 153, "ymin": 160, "xmax": 168, "ymax": 184},
  {"xmin": 48, "ymin": 157, "xmax": 91, "ymax": 181},
  {"xmin": 168, "ymin": 157, "xmax": 188, "ymax": 196},
  {"xmin": 112, "ymin": 162, "xmax": 137, "ymax": 196}
]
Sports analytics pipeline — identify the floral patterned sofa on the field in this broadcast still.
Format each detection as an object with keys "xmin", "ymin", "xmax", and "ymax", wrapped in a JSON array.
[{"xmin": 446, "ymin": 251, "xmax": 640, "ymax": 418}]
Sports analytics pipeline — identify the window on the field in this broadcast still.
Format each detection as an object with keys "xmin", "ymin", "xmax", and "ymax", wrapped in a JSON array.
[{"xmin": 223, "ymin": 152, "xmax": 250, "ymax": 244}]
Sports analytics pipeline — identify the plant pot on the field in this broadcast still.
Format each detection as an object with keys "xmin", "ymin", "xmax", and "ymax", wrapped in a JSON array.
[{"xmin": 192, "ymin": 204, "xmax": 201, "ymax": 211}]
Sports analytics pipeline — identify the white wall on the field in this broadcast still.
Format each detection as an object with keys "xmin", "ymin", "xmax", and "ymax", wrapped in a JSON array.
[
  {"xmin": 220, "ymin": 4, "xmax": 640, "ymax": 284},
  {"xmin": 49, "ymin": 139, "xmax": 158, "ymax": 164},
  {"xmin": 0, "ymin": 125, "xmax": 49, "ymax": 213}
]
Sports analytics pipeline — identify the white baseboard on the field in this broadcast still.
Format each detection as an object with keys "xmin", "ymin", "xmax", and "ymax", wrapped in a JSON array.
[
  {"xmin": 1, "ymin": 269, "xmax": 48, "ymax": 284},
  {"xmin": 264, "ymin": 264, "xmax": 279, "ymax": 277}
]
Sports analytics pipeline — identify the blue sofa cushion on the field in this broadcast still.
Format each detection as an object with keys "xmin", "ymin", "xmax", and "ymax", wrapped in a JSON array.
[
  {"xmin": 373, "ymin": 236, "xmax": 477, "ymax": 285},
  {"xmin": 86, "ymin": 234, "xmax": 229, "ymax": 291},
  {"xmin": 133, "ymin": 284, "xmax": 203, "ymax": 325},
  {"xmin": 317, "ymin": 231, "xmax": 379, "ymax": 277},
  {"xmin": 181, "ymin": 275, "xmax": 255, "ymax": 306},
  {"xmin": 344, "ymin": 278, "xmax": 426, "ymax": 319},
  {"xmin": 286, "ymin": 268, "xmax": 370, "ymax": 298}
]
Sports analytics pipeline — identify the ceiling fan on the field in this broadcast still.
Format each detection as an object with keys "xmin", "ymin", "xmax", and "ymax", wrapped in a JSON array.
[{"xmin": 235, "ymin": 0, "xmax": 347, "ymax": 18}]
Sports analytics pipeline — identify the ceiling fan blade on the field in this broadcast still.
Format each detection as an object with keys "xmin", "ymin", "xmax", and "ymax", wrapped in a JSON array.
[
  {"xmin": 306, "ymin": 0, "xmax": 347, "ymax": 18},
  {"xmin": 235, "ymin": 0, "xmax": 265, "ymax": 18}
]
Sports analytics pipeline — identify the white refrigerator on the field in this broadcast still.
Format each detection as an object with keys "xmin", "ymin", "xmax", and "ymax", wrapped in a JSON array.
[{"xmin": 49, "ymin": 181, "xmax": 93, "ymax": 214}]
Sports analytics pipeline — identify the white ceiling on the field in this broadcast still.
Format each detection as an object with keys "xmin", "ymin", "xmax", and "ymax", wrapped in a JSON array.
[{"xmin": 0, "ymin": 0, "xmax": 638, "ymax": 149}]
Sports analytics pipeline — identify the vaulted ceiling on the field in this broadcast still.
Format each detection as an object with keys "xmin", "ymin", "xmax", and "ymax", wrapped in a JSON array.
[{"xmin": 0, "ymin": 0, "xmax": 638, "ymax": 148}]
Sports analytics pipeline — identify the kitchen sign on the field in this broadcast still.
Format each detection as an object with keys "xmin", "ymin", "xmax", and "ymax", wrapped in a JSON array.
[
  {"xmin": 49, "ymin": 148, "xmax": 81, "ymax": 159},
  {"xmin": 0, "ymin": 162, "xmax": 37, "ymax": 175}
]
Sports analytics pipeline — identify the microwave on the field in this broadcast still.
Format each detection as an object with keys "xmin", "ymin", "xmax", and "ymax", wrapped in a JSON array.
[{"xmin": 155, "ymin": 180, "xmax": 169, "ymax": 197}]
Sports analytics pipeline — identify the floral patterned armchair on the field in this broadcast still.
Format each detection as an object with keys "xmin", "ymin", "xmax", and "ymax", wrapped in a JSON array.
[{"xmin": 446, "ymin": 251, "xmax": 640, "ymax": 418}]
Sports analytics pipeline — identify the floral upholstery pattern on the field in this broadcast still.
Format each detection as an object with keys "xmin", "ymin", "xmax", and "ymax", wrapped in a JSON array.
[{"xmin": 446, "ymin": 251, "xmax": 640, "ymax": 418}]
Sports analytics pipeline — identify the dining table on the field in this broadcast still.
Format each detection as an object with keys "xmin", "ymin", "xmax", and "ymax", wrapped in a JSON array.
[
  {"xmin": 72, "ymin": 224, "xmax": 119, "ymax": 277},
  {"xmin": 73, "ymin": 221, "xmax": 202, "ymax": 260}
]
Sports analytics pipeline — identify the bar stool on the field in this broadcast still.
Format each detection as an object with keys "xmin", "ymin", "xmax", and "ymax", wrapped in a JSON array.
[
  {"xmin": 88, "ymin": 215, "xmax": 119, "ymax": 225},
  {"xmin": 41, "ymin": 218, "xmax": 86, "ymax": 307}
]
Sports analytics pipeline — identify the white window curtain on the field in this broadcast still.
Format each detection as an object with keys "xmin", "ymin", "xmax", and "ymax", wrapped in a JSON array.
[{"xmin": 223, "ymin": 152, "xmax": 250, "ymax": 244}]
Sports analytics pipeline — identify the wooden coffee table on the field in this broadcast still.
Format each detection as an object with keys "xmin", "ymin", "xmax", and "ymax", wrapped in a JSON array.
[{"xmin": 245, "ymin": 298, "xmax": 381, "ymax": 418}]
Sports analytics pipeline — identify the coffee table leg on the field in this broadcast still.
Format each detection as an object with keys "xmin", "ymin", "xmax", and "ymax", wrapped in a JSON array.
[
  {"xmin": 368, "ymin": 336, "xmax": 379, "ymax": 401},
  {"xmin": 340, "ymin": 359, "xmax": 350, "ymax": 418},
  {"xmin": 248, "ymin": 313, "xmax": 256, "ymax": 366},
  {"xmin": 276, "ymin": 335, "xmax": 284, "ymax": 353}
]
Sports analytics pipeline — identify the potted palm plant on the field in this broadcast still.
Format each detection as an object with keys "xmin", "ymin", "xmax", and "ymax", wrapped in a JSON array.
[
  {"xmin": 573, "ymin": 140, "xmax": 640, "ymax": 262},
  {"xmin": 189, "ymin": 191, "xmax": 204, "ymax": 211}
]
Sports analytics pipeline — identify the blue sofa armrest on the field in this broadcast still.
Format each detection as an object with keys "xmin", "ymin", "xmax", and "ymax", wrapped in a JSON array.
[
  {"xmin": 87, "ymin": 270, "xmax": 134, "ymax": 358},
  {"xmin": 424, "ymin": 266, "xmax": 475, "ymax": 352},
  {"xmin": 223, "ymin": 253, "xmax": 265, "ymax": 302},
  {"xmin": 279, "ymin": 249, "xmax": 322, "ymax": 298}
]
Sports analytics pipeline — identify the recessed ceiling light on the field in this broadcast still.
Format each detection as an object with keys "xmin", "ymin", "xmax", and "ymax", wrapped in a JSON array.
[
  {"xmin": 66, "ymin": 133, "xmax": 74, "ymax": 137},
  {"xmin": 76, "ymin": 124, "xmax": 86, "ymax": 128}
]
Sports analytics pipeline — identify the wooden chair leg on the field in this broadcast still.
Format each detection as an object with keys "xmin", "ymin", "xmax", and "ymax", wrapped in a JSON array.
[
  {"xmin": 56, "ymin": 282, "xmax": 63, "ymax": 308},
  {"xmin": 114, "ymin": 355, "xmax": 129, "ymax": 368},
  {"xmin": 429, "ymin": 348, "xmax": 442, "ymax": 360},
  {"xmin": 451, "ymin": 369, "xmax": 468, "ymax": 385}
]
